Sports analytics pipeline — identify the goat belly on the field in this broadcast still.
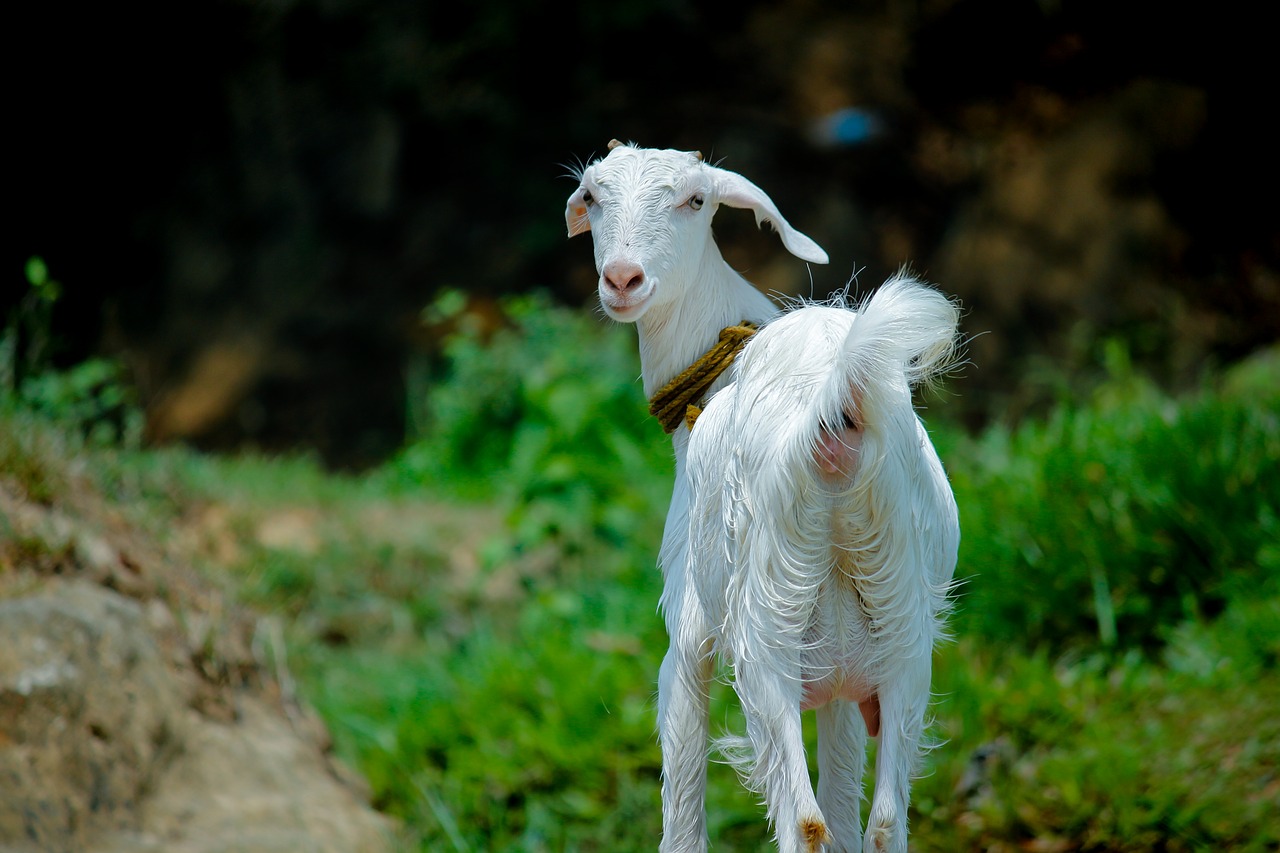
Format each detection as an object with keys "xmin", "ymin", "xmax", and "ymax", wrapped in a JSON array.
[
  {"xmin": 800, "ymin": 576, "xmax": 882, "ymax": 734},
  {"xmin": 800, "ymin": 671, "xmax": 882, "ymax": 737}
]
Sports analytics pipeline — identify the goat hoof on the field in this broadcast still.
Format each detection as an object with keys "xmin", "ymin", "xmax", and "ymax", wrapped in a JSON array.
[
  {"xmin": 864, "ymin": 825, "xmax": 904, "ymax": 853},
  {"xmin": 800, "ymin": 816, "xmax": 829, "ymax": 852}
]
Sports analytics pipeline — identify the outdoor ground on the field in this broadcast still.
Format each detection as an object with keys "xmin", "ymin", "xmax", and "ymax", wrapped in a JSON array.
[{"xmin": 2, "ymin": 304, "xmax": 1278, "ymax": 852}]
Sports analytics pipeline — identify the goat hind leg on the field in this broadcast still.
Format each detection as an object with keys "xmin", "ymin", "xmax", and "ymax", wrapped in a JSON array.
[
  {"xmin": 657, "ymin": 612, "xmax": 714, "ymax": 852},
  {"xmin": 736, "ymin": 659, "xmax": 827, "ymax": 853},
  {"xmin": 816, "ymin": 699, "xmax": 867, "ymax": 853},
  {"xmin": 864, "ymin": 665, "xmax": 929, "ymax": 853}
]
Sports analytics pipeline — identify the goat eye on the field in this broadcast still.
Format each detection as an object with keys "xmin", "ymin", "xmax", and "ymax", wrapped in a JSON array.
[
  {"xmin": 688, "ymin": 193, "xmax": 704, "ymax": 210},
  {"xmin": 582, "ymin": 190, "xmax": 594, "ymax": 205},
  {"xmin": 841, "ymin": 411, "xmax": 861, "ymax": 431}
]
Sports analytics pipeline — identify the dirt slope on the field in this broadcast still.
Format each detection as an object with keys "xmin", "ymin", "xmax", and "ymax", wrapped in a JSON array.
[{"xmin": 0, "ymin": 465, "xmax": 396, "ymax": 853}]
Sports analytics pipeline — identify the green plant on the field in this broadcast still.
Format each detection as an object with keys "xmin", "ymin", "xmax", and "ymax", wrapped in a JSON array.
[
  {"xmin": 0, "ymin": 408, "xmax": 71, "ymax": 502},
  {"xmin": 918, "ymin": 637, "xmax": 1280, "ymax": 852},
  {"xmin": 944, "ymin": 342, "xmax": 1280, "ymax": 655},
  {"xmin": 391, "ymin": 290, "xmax": 672, "ymax": 557},
  {"xmin": 3, "ymin": 257, "xmax": 143, "ymax": 446},
  {"xmin": 18, "ymin": 357, "xmax": 144, "ymax": 447},
  {"xmin": 2, "ymin": 256, "xmax": 62, "ymax": 393},
  {"xmin": 14, "ymin": 292, "xmax": 1273, "ymax": 853}
]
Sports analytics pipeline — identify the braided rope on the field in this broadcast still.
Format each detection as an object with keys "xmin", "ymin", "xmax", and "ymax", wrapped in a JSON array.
[{"xmin": 647, "ymin": 321, "xmax": 758, "ymax": 434}]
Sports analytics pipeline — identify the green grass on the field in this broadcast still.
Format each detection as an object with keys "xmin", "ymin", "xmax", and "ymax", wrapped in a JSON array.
[
  {"xmin": 3, "ymin": 296, "xmax": 1277, "ymax": 852},
  {"xmin": 941, "ymin": 349, "xmax": 1280, "ymax": 654}
]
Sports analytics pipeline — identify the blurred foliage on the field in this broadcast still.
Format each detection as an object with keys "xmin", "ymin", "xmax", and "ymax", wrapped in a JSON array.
[
  {"xmin": 17, "ymin": 358, "xmax": 144, "ymax": 448},
  {"xmin": 15, "ymin": 0, "xmax": 1276, "ymax": 469},
  {"xmin": 2, "ymin": 293, "xmax": 1276, "ymax": 851},
  {"xmin": 351, "ymin": 296, "xmax": 1278, "ymax": 849},
  {"xmin": 921, "ymin": 631, "xmax": 1280, "ymax": 852},
  {"xmin": 3, "ymin": 257, "xmax": 143, "ymax": 448},
  {"xmin": 945, "ymin": 340, "xmax": 1280, "ymax": 655},
  {"xmin": 390, "ymin": 289, "xmax": 672, "ymax": 560},
  {"xmin": 0, "ymin": 407, "xmax": 71, "ymax": 505},
  {"xmin": 1, "ymin": 257, "xmax": 61, "ymax": 389}
]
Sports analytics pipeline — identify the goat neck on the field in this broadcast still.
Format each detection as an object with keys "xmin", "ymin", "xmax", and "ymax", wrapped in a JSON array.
[
  {"xmin": 634, "ymin": 240, "xmax": 781, "ymax": 401},
  {"xmin": 564, "ymin": 140, "xmax": 828, "ymax": 427}
]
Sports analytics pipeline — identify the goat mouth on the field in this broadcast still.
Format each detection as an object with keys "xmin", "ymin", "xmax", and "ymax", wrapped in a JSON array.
[
  {"xmin": 598, "ymin": 284, "xmax": 654, "ymax": 321},
  {"xmin": 602, "ymin": 300, "xmax": 647, "ymax": 320}
]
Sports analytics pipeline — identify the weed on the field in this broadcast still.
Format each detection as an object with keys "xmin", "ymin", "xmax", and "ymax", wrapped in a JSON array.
[{"xmin": 4, "ymin": 292, "xmax": 1275, "ymax": 852}]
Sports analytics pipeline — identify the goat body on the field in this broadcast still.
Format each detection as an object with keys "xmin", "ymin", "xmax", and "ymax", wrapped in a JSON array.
[{"xmin": 566, "ymin": 141, "xmax": 960, "ymax": 853}]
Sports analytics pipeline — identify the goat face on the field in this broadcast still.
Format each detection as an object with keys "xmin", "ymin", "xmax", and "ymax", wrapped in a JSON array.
[{"xmin": 566, "ymin": 141, "xmax": 828, "ymax": 323}]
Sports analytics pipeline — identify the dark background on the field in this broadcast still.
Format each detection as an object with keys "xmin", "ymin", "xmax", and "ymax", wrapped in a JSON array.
[{"xmin": 10, "ymin": 0, "xmax": 1277, "ymax": 468}]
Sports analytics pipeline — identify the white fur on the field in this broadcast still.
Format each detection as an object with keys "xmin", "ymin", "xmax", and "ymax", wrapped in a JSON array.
[{"xmin": 565, "ymin": 142, "xmax": 960, "ymax": 853}]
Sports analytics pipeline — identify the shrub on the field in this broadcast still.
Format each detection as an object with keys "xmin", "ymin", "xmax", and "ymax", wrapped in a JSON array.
[
  {"xmin": 3, "ymin": 257, "xmax": 142, "ymax": 447},
  {"xmin": 946, "ymin": 343, "xmax": 1280, "ymax": 654},
  {"xmin": 389, "ymin": 291, "xmax": 672, "ymax": 558}
]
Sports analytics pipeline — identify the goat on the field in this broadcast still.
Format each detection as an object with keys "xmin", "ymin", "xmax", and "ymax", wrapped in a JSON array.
[{"xmin": 565, "ymin": 141, "xmax": 960, "ymax": 853}]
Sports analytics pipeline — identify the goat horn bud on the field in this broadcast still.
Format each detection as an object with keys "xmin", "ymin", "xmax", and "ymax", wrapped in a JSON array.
[
  {"xmin": 694, "ymin": 150, "xmax": 704, "ymax": 161},
  {"xmin": 607, "ymin": 139, "xmax": 623, "ymax": 150}
]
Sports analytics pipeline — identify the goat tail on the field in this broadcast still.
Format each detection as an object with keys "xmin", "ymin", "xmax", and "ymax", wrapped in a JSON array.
[{"xmin": 839, "ymin": 270, "xmax": 962, "ymax": 396}]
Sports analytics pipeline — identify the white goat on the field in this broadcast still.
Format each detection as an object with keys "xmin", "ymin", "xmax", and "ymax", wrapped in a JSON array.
[{"xmin": 565, "ymin": 141, "xmax": 960, "ymax": 853}]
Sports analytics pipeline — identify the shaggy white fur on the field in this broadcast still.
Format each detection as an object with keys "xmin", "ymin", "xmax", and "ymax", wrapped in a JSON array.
[
  {"xmin": 687, "ymin": 278, "xmax": 960, "ymax": 853},
  {"xmin": 565, "ymin": 141, "xmax": 961, "ymax": 853}
]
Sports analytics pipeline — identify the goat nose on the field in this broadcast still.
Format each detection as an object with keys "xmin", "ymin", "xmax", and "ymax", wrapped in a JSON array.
[{"xmin": 603, "ymin": 259, "xmax": 645, "ymax": 294}]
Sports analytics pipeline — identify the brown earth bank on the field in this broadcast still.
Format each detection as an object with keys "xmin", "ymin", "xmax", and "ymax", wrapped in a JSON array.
[{"xmin": 0, "ymin": 472, "xmax": 396, "ymax": 853}]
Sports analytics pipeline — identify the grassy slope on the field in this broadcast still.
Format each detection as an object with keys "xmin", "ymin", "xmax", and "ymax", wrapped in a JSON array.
[{"xmin": 3, "ymin": 306, "xmax": 1276, "ymax": 852}]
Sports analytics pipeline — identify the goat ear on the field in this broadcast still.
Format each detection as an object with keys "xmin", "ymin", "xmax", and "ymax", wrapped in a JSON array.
[
  {"xmin": 713, "ymin": 170, "xmax": 829, "ymax": 264},
  {"xmin": 565, "ymin": 186, "xmax": 591, "ymax": 237}
]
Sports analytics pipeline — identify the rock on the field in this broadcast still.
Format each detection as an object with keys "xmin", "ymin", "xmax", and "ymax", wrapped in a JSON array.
[
  {"xmin": 95, "ymin": 696, "xmax": 394, "ymax": 853},
  {"xmin": 0, "ymin": 582, "xmax": 394, "ymax": 853},
  {"xmin": 0, "ymin": 583, "xmax": 183, "ymax": 853}
]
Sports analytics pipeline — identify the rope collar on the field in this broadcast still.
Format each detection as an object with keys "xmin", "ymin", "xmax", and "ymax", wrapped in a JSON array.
[{"xmin": 647, "ymin": 321, "xmax": 758, "ymax": 434}]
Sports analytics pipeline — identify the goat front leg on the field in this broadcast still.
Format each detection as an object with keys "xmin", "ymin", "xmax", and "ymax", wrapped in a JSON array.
[
  {"xmin": 736, "ymin": 657, "xmax": 827, "ymax": 853},
  {"xmin": 864, "ymin": 660, "xmax": 930, "ymax": 853},
  {"xmin": 657, "ymin": 585, "xmax": 714, "ymax": 853},
  {"xmin": 816, "ymin": 699, "xmax": 868, "ymax": 853}
]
